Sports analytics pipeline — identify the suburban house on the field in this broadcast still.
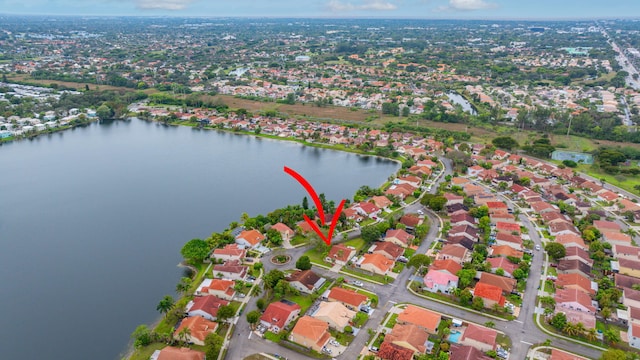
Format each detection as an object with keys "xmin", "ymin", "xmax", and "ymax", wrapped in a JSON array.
[
  {"xmin": 616, "ymin": 273, "xmax": 640, "ymax": 290},
  {"xmin": 371, "ymin": 195, "xmax": 393, "ymax": 210},
  {"xmin": 556, "ymin": 234, "xmax": 586, "ymax": 248},
  {"xmin": 555, "ymin": 288, "xmax": 596, "ymax": 313},
  {"xmin": 444, "ymin": 193, "xmax": 464, "ymax": 206},
  {"xmin": 562, "ymin": 246, "xmax": 593, "ymax": 267},
  {"xmin": 450, "ymin": 213, "xmax": 477, "ymax": 227},
  {"xmin": 369, "ymin": 241, "xmax": 404, "ymax": 260},
  {"xmin": 487, "ymin": 257, "xmax": 518, "ymax": 278},
  {"xmin": 459, "ymin": 323, "xmax": 497, "ymax": 352},
  {"xmin": 150, "ymin": 347, "xmax": 205, "ymax": 360},
  {"xmin": 287, "ymin": 270, "xmax": 326, "ymax": 294},
  {"xmin": 399, "ymin": 214, "xmax": 422, "ymax": 232},
  {"xmin": 556, "ymin": 273, "xmax": 596, "ymax": 295},
  {"xmin": 397, "ymin": 305, "xmax": 441, "ymax": 334},
  {"xmin": 602, "ymin": 231, "xmax": 633, "ymax": 246},
  {"xmin": 385, "ymin": 323, "xmax": 430, "ymax": 353},
  {"xmin": 436, "ymin": 244, "xmax": 469, "ymax": 265},
  {"xmin": 557, "ymin": 259, "xmax": 592, "ymax": 278},
  {"xmin": 549, "ymin": 222, "xmax": 580, "ymax": 237},
  {"xmin": 623, "ymin": 288, "xmax": 640, "ymax": 309},
  {"xmin": 185, "ymin": 295, "xmax": 229, "ymax": 321},
  {"xmin": 378, "ymin": 341, "xmax": 415, "ymax": 360},
  {"xmin": 353, "ymin": 201, "xmax": 382, "ymax": 218},
  {"xmin": 494, "ymin": 232, "xmax": 523, "ymax": 250},
  {"xmin": 550, "ymin": 349, "xmax": 592, "ymax": 360},
  {"xmin": 619, "ymin": 258, "xmax": 640, "ymax": 278},
  {"xmin": 384, "ymin": 228, "xmax": 415, "ymax": 248},
  {"xmin": 629, "ymin": 323, "xmax": 640, "ymax": 350},
  {"xmin": 496, "ymin": 222, "xmax": 520, "ymax": 235},
  {"xmin": 195, "ymin": 278, "xmax": 236, "ymax": 300},
  {"xmin": 449, "ymin": 344, "xmax": 493, "ymax": 360},
  {"xmin": 360, "ymin": 253, "xmax": 394, "ymax": 275},
  {"xmin": 173, "ymin": 316, "xmax": 218, "ymax": 346},
  {"xmin": 423, "ymin": 269, "xmax": 459, "ymax": 294},
  {"xmin": 312, "ymin": 301, "xmax": 356, "ymax": 332},
  {"xmin": 473, "ymin": 282, "xmax": 506, "ymax": 309},
  {"xmin": 478, "ymin": 272, "xmax": 517, "ymax": 294},
  {"xmin": 557, "ymin": 306, "xmax": 596, "ymax": 329},
  {"xmin": 289, "ymin": 315, "xmax": 331, "ymax": 352},
  {"xmin": 431, "ymin": 259, "xmax": 462, "ymax": 276},
  {"xmin": 326, "ymin": 244, "xmax": 357, "ymax": 266},
  {"xmin": 448, "ymin": 225, "xmax": 478, "ymax": 241},
  {"xmin": 211, "ymin": 244, "xmax": 246, "ymax": 263},
  {"xmin": 270, "ymin": 222, "xmax": 295, "ymax": 241},
  {"xmin": 235, "ymin": 229, "xmax": 266, "ymax": 248},
  {"xmin": 259, "ymin": 300, "xmax": 302, "ymax": 333},
  {"xmin": 489, "ymin": 245, "xmax": 523, "ymax": 259},
  {"xmin": 213, "ymin": 260, "xmax": 247, "ymax": 280},
  {"xmin": 326, "ymin": 287, "xmax": 368, "ymax": 311}
]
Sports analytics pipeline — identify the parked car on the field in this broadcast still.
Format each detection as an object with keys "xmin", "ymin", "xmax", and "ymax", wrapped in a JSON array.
[{"xmin": 353, "ymin": 280, "xmax": 364, "ymax": 287}]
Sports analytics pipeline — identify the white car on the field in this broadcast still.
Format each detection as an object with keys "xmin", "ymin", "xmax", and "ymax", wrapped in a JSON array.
[
  {"xmin": 535, "ymin": 244, "xmax": 541, "ymax": 251},
  {"xmin": 417, "ymin": 210, "xmax": 424, "ymax": 215},
  {"xmin": 353, "ymin": 280, "xmax": 364, "ymax": 287}
]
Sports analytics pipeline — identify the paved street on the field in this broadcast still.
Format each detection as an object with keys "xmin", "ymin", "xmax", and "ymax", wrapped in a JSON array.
[{"xmin": 224, "ymin": 156, "xmax": 605, "ymax": 360}]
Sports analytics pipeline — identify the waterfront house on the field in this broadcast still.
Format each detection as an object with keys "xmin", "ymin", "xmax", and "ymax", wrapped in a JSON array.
[
  {"xmin": 213, "ymin": 260, "xmax": 247, "ymax": 280},
  {"xmin": 195, "ymin": 278, "xmax": 236, "ymax": 300},
  {"xmin": 235, "ymin": 229, "xmax": 266, "ymax": 248},
  {"xmin": 185, "ymin": 295, "xmax": 229, "ymax": 321},
  {"xmin": 270, "ymin": 222, "xmax": 295, "ymax": 241},
  {"xmin": 211, "ymin": 244, "xmax": 246, "ymax": 263},
  {"xmin": 173, "ymin": 316, "xmax": 218, "ymax": 346},
  {"xmin": 150, "ymin": 346, "xmax": 205, "ymax": 360}
]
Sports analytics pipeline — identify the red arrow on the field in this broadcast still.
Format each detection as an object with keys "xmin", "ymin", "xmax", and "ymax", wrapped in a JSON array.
[{"xmin": 284, "ymin": 166, "xmax": 345, "ymax": 245}]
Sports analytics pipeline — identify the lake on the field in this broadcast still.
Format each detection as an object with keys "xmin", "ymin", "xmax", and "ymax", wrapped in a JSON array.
[
  {"xmin": 0, "ymin": 119, "xmax": 399, "ymax": 360},
  {"xmin": 446, "ymin": 92, "xmax": 478, "ymax": 115}
]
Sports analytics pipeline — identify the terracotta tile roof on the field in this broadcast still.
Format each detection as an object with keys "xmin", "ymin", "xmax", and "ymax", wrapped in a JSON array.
[
  {"xmin": 157, "ymin": 346, "xmax": 206, "ymax": 360},
  {"xmin": 362, "ymin": 253, "xmax": 394, "ymax": 273},
  {"xmin": 487, "ymin": 257, "xmax": 518, "ymax": 275},
  {"xmin": 271, "ymin": 222, "xmax": 294, "ymax": 235},
  {"xmin": 473, "ymin": 283, "xmax": 506, "ymax": 306},
  {"xmin": 212, "ymin": 244, "xmax": 246, "ymax": 259},
  {"xmin": 450, "ymin": 213, "xmax": 476, "ymax": 225},
  {"xmin": 490, "ymin": 245, "xmax": 523, "ymax": 258},
  {"xmin": 593, "ymin": 220, "xmax": 621, "ymax": 231},
  {"xmin": 431, "ymin": 259, "xmax": 462, "ymax": 275},
  {"xmin": 327, "ymin": 244, "xmax": 355, "ymax": 263},
  {"xmin": 385, "ymin": 323, "xmax": 429, "ymax": 353},
  {"xmin": 296, "ymin": 220, "xmax": 314, "ymax": 233},
  {"xmin": 563, "ymin": 246, "xmax": 593, "ymax": 266},
  {"xmin": 385, "ymin": 229, "xmax": 415, "ymax": 246},
  {"xmin": 555, "ymin": 288, "xmax": 596, "ymax": 312},
  {"xmin": 486, "ymin": 201, "xmax": 508, "ymax": 209},
  {"xmin": 372, "ymin": 241, "xmax": 404, "ymax": 260},
  {"xmin": 460, "ymin": 323, "xmax": 497, "ymax": 349},
  {"xmin": 556, "ymin": 234, "xmax": 586, "ymax": 248},
  {"xmin": 235, "ymin": 229, "xmax": 265, "ymax": 246},
  {"xmin": 620, "ymin": 258, "xmax": 640, "ymax": 272},
  {"xmin": 625, "ymin": 287, "xmax": 640, "ymax": 302},
  {"xmin": 287, "ymin": 270, "xmax": 322, "ymax": 290},
  {"xmin": 291, "ymin": 315, "xmax": 330, "ymax": 348},
  {"xmin": 313, "ymin": 301, "xmax": 355, "ymax": 329},
  {"xmin": 187, "ymin": 295, "xmax": 229, "ymax": 317},
  {"xmin": 479, "ymin": 272, "xmax": 517, "ymax": 293},
  {"xmin": 549, "ymin": 222, "xmax": 579, "ymax": 235},
  {"xmin": 377, "ymin": 341, "xmax": 414, "ymax": 360},
  {"xmin": 495, "ymin": 232, "xmax": 522, "ymax": 246},
  {"xmin": 371, "ymin": 195, "xmax": 393, "ymax": 209},
  {"xmin": 602, "ymin": 230, "xmax": 632, "ymax": 243},
  {"xmin": 327, "ymin": 287, "xmax": 368, "ymax": 308},
  {"xmin": 173, "ymin": 316, "xmax": 218, "ymax": 343},
  {"xmin": 260, "ymin": 300, "xmax": 301, "ymax": 330},
  {"xmin": 558, "ymin": 259, "xmax": 592, "ymax": 277},
  {"xmin": 550, "ymin": 348, "xmax": 589, "ymax": 360},
  {"xmin": 556, "ymin": 273, "xmax": 595, "ymax": 294},
  {"xmin": 450, "ymin": 344, "xmax": 492, "ymax": 360},
  {"xmin": 399, "ymin": 214, "xmax": 421, "ymax": 227},
  {"xmin": 616, "ymin": 273, "xmax": 640, "ymax": 289},
  {"xmin": 397, "ymin": 305, "xmax": 441, "ymax": 332},
  {"xmin": 439, "ymin": 244, "xmax": 468, "ymax": 259},
  {"xmin": 496, "ymin": 222, "xmax": 520, "ymax": 234}
]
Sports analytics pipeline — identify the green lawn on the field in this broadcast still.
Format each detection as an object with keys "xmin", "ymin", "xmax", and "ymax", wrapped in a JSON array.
[
  {"xmin": 290, "ymin": 235, "xmax": 308, "ymax": 246},
  {"xmin": 303, "ymin": 247, "xmax": 330, "ymax": 266},
  {"xmin": 344, "ymin": 237, "xmax": 366, "ymax": 251},
  {"xmin": 574, "ymin": 163, "xmax": 640, "ymax": 196},
  {"xmin": 264, "ymin": 331, "xmax": 282, "ymax": 343},
  {"xmin": 352, "ymin": 312, "xmax": 369, "ymax": 328},
  {"xmin": 544, "ymin": 280, "xmax": 556, "ymax": 294},
  {"xmin": 285, "ymin": 293, "xmax": 314, "ymax": 313},
  {"xmin": 128, "ymin": 342, "xmax": 166, "ymax": 360},
  {"xmin": 385, "ymin": 313, "xmax": 399, "ymax": 329},
  {"xmin": 392, "ymin": 262, "xmax": 405, "ymax": 273},
  {"xmin": 403, "ymin": 248, "xmax": 416, "ymax": 258},
  {"xmin": 340, "ymin": 267, "xmax": 389, "ymax": 284}
]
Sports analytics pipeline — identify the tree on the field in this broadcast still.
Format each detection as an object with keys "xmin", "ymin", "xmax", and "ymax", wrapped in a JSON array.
[
  {"xmin": 266, "ymin": 228, "xmax": 283, "ymax": 246},
  {"xmin": 361, "ymin": 225, "xmax": 383, "ymax": 243},
  {"xmin": 204, "ymin": 333, "xmax": 224, "ymax": 359},
  {"xmin": 407, "ymin": 254, "xmax": 432, "ymax": 269},
  {"xmin": 484, "ymin": 321, "xmax": 495, "ymax": 328},
  {"xmin": 246, "ymin": 310, "xmax": 261, "ymax": 330},
  {"xmin": 216, "ymin": 305, "xmax": 235, "ymax": 322},
  {"xmin": 96, "ymin": 104, "xmax": 114, "ymax": 120},
  {"xmin": 456, "ymin": 269, "xmax": 476, "ymax": 289},
  {"xmin": 460, "ymin": 289, "xmax": 473, "ymax": 305},
  {"xmin": 472, "ymin": 296, "xmax": 484, "ymax": 310},
  {"xmin": 302, "ymin": 196, "xmax": 309, "ymax": 210},
  {"xmin": 495, "ymin": 268, "xmax": 505, "ymax": 276},
  {"xmin": 550, "ymin": 312, "xmax": 567, "ymax": 331},
  {"xmin": 263, "ymin": 269, "xmax": 285, "ymax": 290},
  {"xmin": 427, "ymin": 196, "xmax": 447, "ymax": 211},
  {"xmin": 130, "ymin": 324, "xmax": 152, "ymax": 348},
  {"xmin": 180, "ymin": 238, "xmax": 210, "ymax": 264},
  {"xmin": 295, "ymin": 255, "xmax": 312, "ymax": 270},
  {"xmin": 156, "ymin": 295, "xmax": 175, "ymax": 318},
  {"xmin": 604, "ymin": 328, "xmax": 620, "ymax": 345},
  {"xmin": 600, "ymin": 349, "xmax": 628, "ymax": 360},
  {"xmin": 256, "ymin": 298, "xmax": 266, "ymax": 311},
  {"xmin": 545, "ymin": 242, "xmax": 566, "ymax": 261},
  {"xmin": 175, "ymin": 277, "xmax": 192, "ymax": 296},
  {"xmin": 492, "ymin": 136, "xmax": 519, "ymax": 150}
]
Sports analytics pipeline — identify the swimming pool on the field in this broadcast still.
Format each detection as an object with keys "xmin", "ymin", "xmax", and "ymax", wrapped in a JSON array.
[{"xmin": 448, "ymin": 330, "xmax": 462, "ymax": 343}]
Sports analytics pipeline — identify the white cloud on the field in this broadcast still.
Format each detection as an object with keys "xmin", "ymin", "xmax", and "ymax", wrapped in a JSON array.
[
  {"xmin": 134, "ymin": 0, "xmax": 195, "ymax": 10},
  {"xmin": 326, "ymin": 0, "xmax": 398, "ymax": 12},
  {"xmin": 446, "ymin": 0, "xmax": 497, "ymax": 11}
]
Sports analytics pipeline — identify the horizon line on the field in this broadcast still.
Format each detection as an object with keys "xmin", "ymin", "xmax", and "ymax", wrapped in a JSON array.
[{"xmin": 0, "ymin": 13, "xmax": 639, "ymax": 22}]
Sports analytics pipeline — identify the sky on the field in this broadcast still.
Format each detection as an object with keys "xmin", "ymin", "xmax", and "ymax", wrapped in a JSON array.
[{"xmin": 0, "ymin": 0, "xmax": 638, "ymax": 19}]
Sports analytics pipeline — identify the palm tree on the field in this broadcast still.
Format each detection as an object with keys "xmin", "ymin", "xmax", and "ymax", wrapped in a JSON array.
[
  {"xmin": 585, "ymin": 328, "xmax": 597, "ymax": 342},
  {"xmin": 175, "ymin": 277, "xmax": 192, "ymax": 296},
  {"xmin": 156, "ymin": 295, "xmax": 175, "ymax": 318},
  {"xmin": 178, "ymin": 327, "xmax": 191, "ymax": 345},
  {"xmin": 563, "ymin": 323, "xmax": 577, "ymax": 336},
  {"xmin": 604, "ymin": 328, "xmax": 620, "ymax": 345},
  {"xmin": 574, "ymin": 322, "xmax": 586, "ymax": 337}
]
